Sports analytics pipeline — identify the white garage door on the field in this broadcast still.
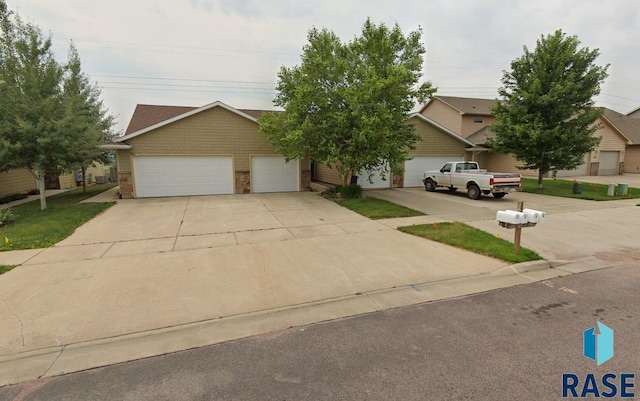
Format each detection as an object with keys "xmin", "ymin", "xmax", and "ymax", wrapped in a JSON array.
[
  {"xmin": 599, "ymin": 151, "xmax": 619, "ymax": 176},
  {"xmin": 357, "ymin": 165, "xmax": 391, "ymax": 189},
  {"xmin": 133, "ymin": 156, "xmax": 234, "ymax": 197},
  {"xmin": 251, "ymin": 156, "xmax": 299, "ymax": 193},
  {"xmin": 404, "ymin": 156, "xmax": 459, "ymax": 187},
  {"xmin": 555, "ymin": 154, "xmax": 590, "ymax": 177}
]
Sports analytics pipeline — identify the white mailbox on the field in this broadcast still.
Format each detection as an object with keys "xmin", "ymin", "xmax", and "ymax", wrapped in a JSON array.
[
  {"xmin": 522, "ymin": 208, "xmax": 546, "ymax": 223},
  {"xmin": 496, "ymin": 210, "xmax": 527, "ymax": 224}
]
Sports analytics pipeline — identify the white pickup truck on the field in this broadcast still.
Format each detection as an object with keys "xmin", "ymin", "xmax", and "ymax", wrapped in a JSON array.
[{"xmin": 423, "ymin": 161, "xmax": 521, "ymax": 200}]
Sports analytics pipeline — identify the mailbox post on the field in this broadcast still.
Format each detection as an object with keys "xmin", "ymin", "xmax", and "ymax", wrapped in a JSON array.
[{"xmin": 496, "ymin": 202, "xmax": 545, "ymax": 254}]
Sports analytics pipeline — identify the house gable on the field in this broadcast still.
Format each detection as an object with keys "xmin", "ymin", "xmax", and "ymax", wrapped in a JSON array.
[
  {"xmin": 408, "ymin": 113, "xmax": 474, "ymax": 154},
  {"xmin": 420, "ymin": 96, "xmax": 497, "ymax": 137},
  {"xmin": 118, "ymin": 101, "xmax": 259, "ymax": 143}
]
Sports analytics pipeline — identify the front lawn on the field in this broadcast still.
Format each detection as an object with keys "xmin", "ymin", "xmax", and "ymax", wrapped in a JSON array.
[
  {"xmin": 338, "ymin": 197, "xmax": 424, "ymax": 219},
  {"xmin": 399, "ymin": 222, "xmax": 542, "ymax": 263},
  {"xmin": 521, "ymin": 178, "xmax": 640, "ymax": 201},
  {"xmin": 0, "ymin": 183, "xmax": 117, "ymax": 251}
]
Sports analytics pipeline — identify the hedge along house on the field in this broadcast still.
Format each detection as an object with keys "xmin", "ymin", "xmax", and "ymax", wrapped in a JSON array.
[
  {"xmin": 102, "ymin": 101, "xmax": 311, "ymax": 198},
  {"xmin": 422, "ymin": 96, "xmax": 630, "ymax": 177},
  {"xmin": 313, "ymin": 113, "xmax": 474, "ymax": 188}
]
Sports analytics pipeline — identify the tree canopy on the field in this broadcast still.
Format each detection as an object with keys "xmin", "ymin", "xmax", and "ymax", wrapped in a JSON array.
[
  {"xmin": 259, "ymin": 18, "xmax": 435, "ymax": 185},
  {"xmin": 489, "ymin": 29, "xmax": 609, "ymax": 188},
  {"xmin": 0, "ymin": 1, "xmax": 114, "ymax": 209}
]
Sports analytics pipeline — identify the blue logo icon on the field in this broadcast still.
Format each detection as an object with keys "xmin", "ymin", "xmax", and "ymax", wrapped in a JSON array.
[{"xmin": 583, "ymin": 322, "xmax": 614, "ymax": 366}]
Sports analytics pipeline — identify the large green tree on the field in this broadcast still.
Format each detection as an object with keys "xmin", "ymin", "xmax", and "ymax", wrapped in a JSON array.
[
  {"xmin": 59, "ymin": 41, "xmax": 116, "ymax": 192},
  {"xmin": 260, "ymin": 18, "xmax": 435, "ymax": 186},
  {"xmin": 0, "ymin": 7, "xmax": 65, "ymax": 210},
  {"xmin": 489, "ymin": 29, "xmax": 609, "ymax": 188}
]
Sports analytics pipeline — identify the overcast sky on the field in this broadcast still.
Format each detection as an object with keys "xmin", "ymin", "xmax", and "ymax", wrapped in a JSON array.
[{"xmin": 10, "ymin": 0, "xmax": 640, "ymax": 133}]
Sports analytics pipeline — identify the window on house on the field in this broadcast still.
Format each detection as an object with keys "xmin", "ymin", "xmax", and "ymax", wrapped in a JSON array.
[{"xmin": 474, "ymin": 117, "xmax": 483, "ymax": 123}]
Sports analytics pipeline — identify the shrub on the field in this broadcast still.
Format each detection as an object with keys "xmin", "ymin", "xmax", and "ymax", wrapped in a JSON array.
[
  {"xmin": 0, "ymin": 193, "xmax": 28, "ymax": 205},
  {"xmin": 338, "ymin": 184, "xmax": 363, "ymax": 199}
]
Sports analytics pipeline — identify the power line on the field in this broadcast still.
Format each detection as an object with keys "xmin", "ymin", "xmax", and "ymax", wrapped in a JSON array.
[{"xmin": 91, "ymin": 74, "xmax": 275, "ymax": 85}]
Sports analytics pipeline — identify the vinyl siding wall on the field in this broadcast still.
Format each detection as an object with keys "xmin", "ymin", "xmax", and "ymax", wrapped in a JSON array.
[
  {"xmin": 420, "ymin": 100, "xmax": 462, "ymax": 134},
  {"xmin": 0, "ymin": 169, "xmax": 36, "ymax": 197}
]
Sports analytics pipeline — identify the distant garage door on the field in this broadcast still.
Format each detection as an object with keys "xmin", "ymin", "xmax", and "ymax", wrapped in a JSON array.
[
  {"xmin": 555, "ymin": 154, "xmax": 589, "ymax": 177},
  {"xmin": 357, "ymin": 164, "xmax": 392, "ymax": 189},
  {"xmin": 133, "ymin": 156, "xmax": 233, "ymax": 197},
  {"xmin": 404, "ymin": 156, "xmax": 459, "ymax": 187},
  {"xmin": 598, "ymin": 151, "xmax": 619, "ymax": 175},
  {"xmin": 251, "ymin": 156, "xmax": 299, "ymax": 193}
]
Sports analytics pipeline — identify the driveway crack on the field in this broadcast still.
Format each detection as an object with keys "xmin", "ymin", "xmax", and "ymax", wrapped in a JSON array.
[
  {"xmin": 41, "ymin": 345, "xmax": 65, "ymax": 378},
  {"xmin": 2, "ymin": 299, "xmax": 25, "ymax": 347},
  {"xmin": 257, "ymin": 246, "xmax": 277, "ymax": 306},
  {"xmin": 173, "ymin": 197, "xmax": 191, "ymax": 250}
]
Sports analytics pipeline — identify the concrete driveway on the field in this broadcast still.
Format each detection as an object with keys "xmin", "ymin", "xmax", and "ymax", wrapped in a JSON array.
[
  {"xmin": 1, "ymin": 192, "xmax": 529, "ymax": 385},
  {"xmin": 369, "ymin": 186, "xmax": 640, "ymax": 262}
]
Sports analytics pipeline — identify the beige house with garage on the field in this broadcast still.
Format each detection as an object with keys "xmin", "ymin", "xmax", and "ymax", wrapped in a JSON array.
[
  {"xmin": 314, "ymin": 113, "xmax": 474, "ymax": 188},
  {"xmin": 104, "ymin": 101, "xmax": 311, "ymax": 198},
  {"xmin": 421, "ymin": 96, "xmax": 630, "ymax": 177}
]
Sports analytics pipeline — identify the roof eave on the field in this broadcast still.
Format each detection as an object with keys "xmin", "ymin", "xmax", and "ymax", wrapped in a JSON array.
[{"xmin": 100, "ymin": 143, "xmax": 132, "ymax": 150}]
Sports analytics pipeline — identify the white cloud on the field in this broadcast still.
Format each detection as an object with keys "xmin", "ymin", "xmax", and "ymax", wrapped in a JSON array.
[{"xmin": 9, "ymin": 0, "xmax": 640, "ymax": 131}]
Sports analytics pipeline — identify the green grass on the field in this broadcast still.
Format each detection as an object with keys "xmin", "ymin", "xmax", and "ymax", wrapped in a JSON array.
[
  {"xmin": 521, "ymin": 178, "xmax": 640, "ymax": 201},
  {"xmin": 399, "ymin": 222, "xmax": 542, "ymax": 263},
  {"xmin": 0, "ymin": 265, "xmax": 17, "ymax": 275},
  {"xmin": 0, "ymin": 183, "xmax": 117, "ymax": 251},
  {"xmin": 338, "ymin": 197, "xmax": 424, "ymax": 219}
]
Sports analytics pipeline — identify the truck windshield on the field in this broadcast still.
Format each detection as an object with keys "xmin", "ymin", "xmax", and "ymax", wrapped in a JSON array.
[{"xmin": 456, "ymin": 163, "xmax": 478, "ymax": 172}]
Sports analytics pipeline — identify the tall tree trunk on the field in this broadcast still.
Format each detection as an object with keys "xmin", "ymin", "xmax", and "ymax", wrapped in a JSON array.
[
  {"xmin": 34, "ymin": 169, "xmax": 48, "ymax": 211},
  {"xmin": 537, "ymin": 169, "xmax": 544, "ymax": 189},
  {"xmin": 82, "ymin": 166, "xmax": 88, "ymax": 193}
]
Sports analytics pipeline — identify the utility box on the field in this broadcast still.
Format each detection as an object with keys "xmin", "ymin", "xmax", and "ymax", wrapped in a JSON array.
[
  {"xmin": 573, "ymin": 181, "xmax": 582, "ymax": 194},
  {"xmin": 74, "ymin": 169, "xmax": 83, "ymax": 183}
]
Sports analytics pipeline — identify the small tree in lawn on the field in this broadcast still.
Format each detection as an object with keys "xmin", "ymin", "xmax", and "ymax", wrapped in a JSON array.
[
  {"xmin": 489, "ymin": 29, "xmax": 609, "ymax": 188},
  {"xmin": 0, "ymin": 9, "xmax": 65, "ymax": 210},
  {"xmin": 259, "ymin": 18, "xmax": 435, "ymax": 187},
  {"xmin": 59, "ymin": 41, "xmax": 116, "ymax": 192}
]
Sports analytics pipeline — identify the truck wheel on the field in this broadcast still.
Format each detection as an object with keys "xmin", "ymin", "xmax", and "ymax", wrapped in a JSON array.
[
  {"xmin": 467, "ymin": 184, "xmax": 481, "ymax": 200},
  {"xmin": 424, "ymin": 179, "xmax": 436, "ymax": 192},
  {"xmin": 493, "ymin": 193, "xmax": 506, "ymax": 199},
  {"xmin": 448, "ymin": 187, "xmax": 457, "ymax": 192}
]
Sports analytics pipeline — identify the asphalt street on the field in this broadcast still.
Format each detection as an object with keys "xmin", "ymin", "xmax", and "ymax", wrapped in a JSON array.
[{"xmin": 2, "ymin": 263, "xmax": 638, "ymax": 401}]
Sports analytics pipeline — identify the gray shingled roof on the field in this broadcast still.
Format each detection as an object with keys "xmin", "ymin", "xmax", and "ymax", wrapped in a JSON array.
[
  {"xmin": 426, "ymin": 96, "xmax": 497, "ymax": 116},
  {"xmin": 602, "ymin": 108, "xmax": 640, "ymax": 144}
]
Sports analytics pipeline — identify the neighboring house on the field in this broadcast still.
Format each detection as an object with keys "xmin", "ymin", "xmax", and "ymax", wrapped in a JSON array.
[
  {"xmin": 422, "ymin": 95, "xmax": 630, "ymax": 177},
  {"xmin": 314, "ymin": 113, "xmax": 474, "ymax": 188},
  {"xmin": 604, "ymin": 108, "xmax": 640, "ymax": 174},
  {"xmin": 102, "ymin": 101, "xmax": 311, "ymax": 198},
  {"xmin": 1, "ymin": 165, "xmax": 104, "ymax": 198}
]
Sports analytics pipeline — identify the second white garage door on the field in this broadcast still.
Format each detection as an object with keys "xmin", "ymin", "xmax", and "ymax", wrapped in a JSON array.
[
  {"xmin": 598, "ymin": 151, "xmax": 619, "ymax": 175},
  {"xmin": 251, "ymin": 156, "xmax": 299, "ymax": 193},
  {"xmin": 555, "ymin": 154, "xmax": 590, "ymax": 177},
  {"xmin": 133, "ymin": 156, "xmax": 234, "ymax": 197},
  {"xmin": 404, "ymin": 156, "xmax": 459, "ymax": 187}
]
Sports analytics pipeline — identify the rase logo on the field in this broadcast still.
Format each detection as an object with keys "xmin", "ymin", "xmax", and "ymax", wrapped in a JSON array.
[
  {"xmin": 562, "ymin": 322, "xmax": 636, "ymax": 399},
  {"xmin": 583, "ymin": 321, "xmax": 614, "ymax": 366}
]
